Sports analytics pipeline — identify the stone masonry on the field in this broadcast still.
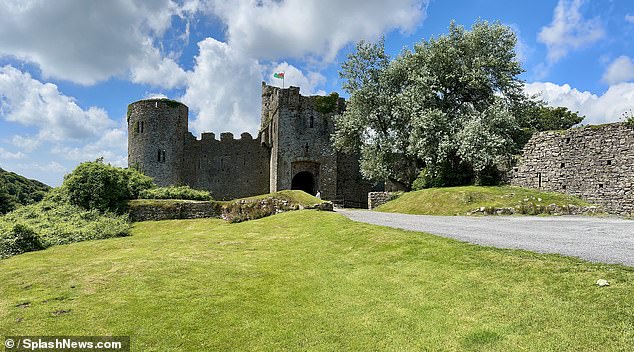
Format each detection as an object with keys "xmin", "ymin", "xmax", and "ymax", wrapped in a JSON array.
[
  {"xmin": 511, "ymin": 123, "xmax": 634, "ymax": 215},
  {"xmin": 128, "ymin": 83, "xmax": 372, "ymax": 206}
]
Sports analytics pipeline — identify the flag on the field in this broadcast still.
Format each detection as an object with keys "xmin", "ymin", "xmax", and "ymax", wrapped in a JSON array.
[{"xmin": 273, "ymin": 72, "xmax": 285, "ymax": 79}]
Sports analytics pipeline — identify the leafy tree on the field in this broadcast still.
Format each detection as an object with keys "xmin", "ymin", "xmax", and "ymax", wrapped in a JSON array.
[
  {"xmin": 335, "ymin": 21, "xmax": 525, "ymax": 188},
  {"xmin": 530, "ymin": 105, "xmax": 584, "ymax": 131},
  {"xmin": 335, "ymin": 38, "xmax": 418, "ymax": 189},
  {"xmin": 0, "ymin": 168, "xmax": 50, "ymax": 211},
  {"xmin": 0, "ymin": 179, "xmax": 17, "ymax": 214},
  {"xmin": 513, "ymin": 100, "xmax": 584, "ymax": 145},
  {"xmin": 62, "ymin": 159, "xmax": 154, "ymax": 213}
]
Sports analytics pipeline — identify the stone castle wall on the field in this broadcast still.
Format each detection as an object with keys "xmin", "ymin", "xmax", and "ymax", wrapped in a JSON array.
[
  {"xmin": 183, "ymin": 132, "xmax": 270, "ymax": 200},
  {"xmin": 261, "ymin": 83, "xmax": 371, "ymax": 206},
  {"xmin": 263, "ymin": 85, "xmax": 342, "ymax": 199},
  {"xmin": 128, "ymin": 99, "xmax": 188, "ymax": 186},
  {"xmin": 511, "ymin": 123, "xmax": 634, "ymax": 215},
  {"xmin": 128, "ymin": 83, "xmax": 371, "ymax": 207}
]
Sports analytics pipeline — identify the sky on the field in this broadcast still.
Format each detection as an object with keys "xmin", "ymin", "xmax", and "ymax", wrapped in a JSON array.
[{"xmin": 1, "ymin": 0, "xmax": 634, "ymax": 186}]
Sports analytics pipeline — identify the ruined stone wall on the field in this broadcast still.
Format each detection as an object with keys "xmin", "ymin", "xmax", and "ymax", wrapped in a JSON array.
[
  {"xmin": 185, "ymin": 132, "xmax": 270, "ymax": 201},
  {"xmin": 128, "ymin": 99, "xmax": 188, "ymax": 186},
  {"xmin": 511, "ymin": 123, "xmax": 634, "ymax": 215}
]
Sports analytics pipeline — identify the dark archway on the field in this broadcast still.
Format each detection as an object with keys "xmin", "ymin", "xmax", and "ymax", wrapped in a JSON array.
[{"xmin": 291, "ymin": 171, "xmax": 315, "ymax": 195}]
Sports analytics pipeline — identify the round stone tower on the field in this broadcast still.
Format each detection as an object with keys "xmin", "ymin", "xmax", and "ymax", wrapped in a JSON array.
[{"xmin": 127, "ymin": 99, "xmax": 188, "ymax": 186}]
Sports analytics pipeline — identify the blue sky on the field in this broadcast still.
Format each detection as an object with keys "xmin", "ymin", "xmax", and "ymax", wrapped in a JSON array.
[{"xmin": 1, "ymin": 0, "xmax": 634, "ymax": 186}]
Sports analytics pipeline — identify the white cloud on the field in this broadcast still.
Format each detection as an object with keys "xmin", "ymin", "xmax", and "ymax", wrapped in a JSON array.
[
  {"xmin": 507, "ymin": 24, "xmax": 532, "ymax": 64},
  {"xmin": 181, "ymin": 38, "xmax": 264, "ymax": 135},
  {"xmin": 0, "ymin": 0, "xmax": 189, "ymax": 86},
  {"xmin": 10, "ymin": 135, "xmax": 40, "ymax": 153},
  {"xmin": 602, "ymin": 56, "xmax": 634, "ymax": 85},
  {"xmin": 0, "ymin": 65, "xmax": 129, "ymax": 185},
  {"xmin": 51, "ymin": 127, "xmax": 128, "ymax": 167},
  {"xmin": 525, "ymin": 81, "xmax": 634, "ymax": 125},
  {"xmin": 177, "ymin": 0, "xmax": 431, "ymax": 136},
  {"xmin": 144, "ymin": 93, "xmax": 169, "ymax": 100},
  {"xmin": 538, "ymin": 0, "xmax": 604, "ymax": 64},
  {"xmin": 130, "ymin": 41, "xmax": 188, "ymax": 89},
  {"xmin": 0, "ymin": 65, "xmax": 115, "ymax": 141},
  {"xmin": 626, "ymin": 14, "xmax": 634, "ymax": 23},
  {"xmin": 210, "ymin": 0, "xmax": 427, "ymax": 61},
  {"xmin": 15, "ymin": 161, "xmax": 67, "ymax": 174},
  {"xmin": 180, "ymin": 38, "xmax": 337, "ymax": 136},
  {"xmin": 0, "ymin": 147, "xmax": 25, "ymax": 160},
  {"xmin": 267, "ymin": 63, "xmax": 326, "ymax": 95}
]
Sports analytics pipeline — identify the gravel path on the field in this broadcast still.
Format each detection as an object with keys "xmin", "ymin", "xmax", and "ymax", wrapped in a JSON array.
[{"xmin": 336, "ymin": 209, "xmax": 634, "ymax": 266}]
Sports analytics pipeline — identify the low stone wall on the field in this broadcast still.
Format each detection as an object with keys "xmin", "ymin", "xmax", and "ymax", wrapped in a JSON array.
[
  {"xmin": 468, "ymin": 204, "xmax": 605, "ymax": 216},
  {"xmin": 128, "ymin": 200, "xmax": 221, "ymax": 222},
  {"xmin": 128, "ymin": 198, "xmax": 333, "ymax": 222},
  {"xmin": 368, "ymin": 192, "xmax": 402, "ymax": 210}
]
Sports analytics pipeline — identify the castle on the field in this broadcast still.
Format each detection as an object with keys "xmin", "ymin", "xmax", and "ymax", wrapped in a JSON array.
[{"xmin": 127, "ymin": 83, "xmax": 371, "ymax": 207}]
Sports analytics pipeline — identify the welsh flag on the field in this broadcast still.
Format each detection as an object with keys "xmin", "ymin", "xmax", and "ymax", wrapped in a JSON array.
[{"xmin": 273, "ymin": 72, "xmax": 285, "ymax": 79}]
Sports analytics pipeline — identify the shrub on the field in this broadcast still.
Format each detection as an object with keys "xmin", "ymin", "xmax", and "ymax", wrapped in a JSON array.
[
  {"xmin": 0, "ymin": 195, "xmax": 130, "ymax": 259},
  {"xmin": 139, "ymin": 186, "xmax": 212, "ymax": 201},
  {"xmin": 0, "ymin": 224, "xmax": 45, "ymax": 258},
  {"xmin": 411, "ymin": 168, "xmax": 432, "ymax": 191},
  {"xmin": 63, "ymin": 159, "xmax": 154, "ymax": 213}
]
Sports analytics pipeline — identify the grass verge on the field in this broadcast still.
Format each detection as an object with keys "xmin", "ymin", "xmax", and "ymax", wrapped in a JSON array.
[
  {"xmin": 376, "ymin": 185, "xmax": 592, "ymax": 215},
  {"xmin": 1, "ymin": 211, "xmax": 632, "ymax": 351}
]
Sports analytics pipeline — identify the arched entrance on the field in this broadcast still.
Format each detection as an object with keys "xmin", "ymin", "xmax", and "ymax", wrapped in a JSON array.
[{"xmin": 291, "ymin": 171, "xmax": 315, "ymax": 195}]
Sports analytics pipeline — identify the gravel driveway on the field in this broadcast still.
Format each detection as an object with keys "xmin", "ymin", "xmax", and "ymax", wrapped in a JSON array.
[{"xmin": 336, "ymin": 209, "xmax": 634, "ymax": 266}]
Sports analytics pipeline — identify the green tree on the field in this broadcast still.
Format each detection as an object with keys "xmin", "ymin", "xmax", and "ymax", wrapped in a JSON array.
[
  {"xmin": 62, "ymin": 159, "xmax": 154, "ymax": 213},
  {"xmin": 513, "ymin": 100, "xmax": 584, "ymax": 145},
  {"xmin": 335, "ymin": 21, "xmax": 525, "ymax": 188},
  {"xmin": 335, "ymin": 38, "xmax": 419, "ymax": 189},
  {"xmin": 0, "ymin": 179, "xmax": 17, "ymax": 214}
]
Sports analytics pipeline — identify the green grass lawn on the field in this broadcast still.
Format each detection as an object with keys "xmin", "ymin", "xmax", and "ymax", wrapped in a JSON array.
[
  {"xmin": 1, "ymin": 211, "xmax": 633, "ymax": 351},
  {"xmin": 376, "ymin": 186, "xmax": 592, "ymax": 215}
]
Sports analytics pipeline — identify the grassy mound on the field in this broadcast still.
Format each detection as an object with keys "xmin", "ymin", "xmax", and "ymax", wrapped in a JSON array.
[
  {"xmin": 223, "ymin": 190, "xmax": 326, "ymax": 207},
  {"xmin": 1, "ymin": 211, "xmax": 632, "ymax": 350},
  {"xmin": 220, "ymin": 190, "xmax": 328, "ymax": 223},
  {"xmin": 376, "ymin": 186, "xmax": 592, "ymax": 215}
]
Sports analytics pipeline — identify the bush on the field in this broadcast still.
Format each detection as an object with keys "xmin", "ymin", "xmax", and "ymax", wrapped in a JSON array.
[
  {"xmin": 0, "ymin": 224, "xmax": 45, "ymax": 258},
  {"xmin": 411, "ymin": 168, "xmax": 432, "ymax": 191},
  {"xmin": 139, "ymin": 186, "xmax": 212, "ymax": 201},
  {"xmin": 0, "ymin": 194, "xmax": 130, "ymax": 259},
  {"xmin": 63, "ymin": 159, "xmax": 154, "ymax": 213}
]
